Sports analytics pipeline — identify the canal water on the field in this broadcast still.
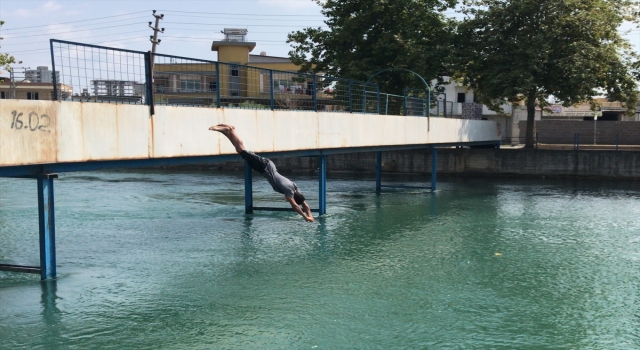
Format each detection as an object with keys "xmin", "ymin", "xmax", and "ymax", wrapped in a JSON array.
[{"xmin": 1, "ymin": 170, "xmax": 639, "ymax": 349}]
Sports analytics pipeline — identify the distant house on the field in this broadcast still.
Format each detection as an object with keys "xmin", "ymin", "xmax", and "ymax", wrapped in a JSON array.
[
  {"xmin": 25, "ymin": 66, "xmax": 60, "ymax": 84},
  {"xmin": 433, "ymin": 77, "xmax": 640, "ymax": 144},
  {"xmin": 0, "ymin": 78, "xmax": 72, "ymax": 101},
  {"xmin": 153, "ymin": 28, "xmax": 314, "ymax": 107}
]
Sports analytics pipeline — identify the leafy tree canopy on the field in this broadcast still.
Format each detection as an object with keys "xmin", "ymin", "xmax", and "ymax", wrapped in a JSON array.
[
  {"xmin": 452, "ymin": 0, "xmax": 639, "ymax": 148},
  {"xmin": 287, "ymin": 0, "xmax": 456, "ymax": 94},
  {"xmin": 1, "ymin": 21, "xmax": 21, "ymax": 74}
]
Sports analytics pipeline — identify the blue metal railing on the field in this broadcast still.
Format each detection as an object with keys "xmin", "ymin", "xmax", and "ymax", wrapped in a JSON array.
[{"xmin": 50, "ymin": 39, "xmax": 437, "ymax": 116}]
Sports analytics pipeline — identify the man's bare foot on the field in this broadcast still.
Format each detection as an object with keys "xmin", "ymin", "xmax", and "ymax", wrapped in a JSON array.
[
  {"xmin": 218, "ymin": 124, "xmax": 235, "ymax": 130},
  {"xmin": 208, "ymin": 125, "xmax": 229, "ymax": 132}
]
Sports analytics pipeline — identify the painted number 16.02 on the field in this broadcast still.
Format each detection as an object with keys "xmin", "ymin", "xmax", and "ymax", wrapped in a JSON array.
[{"xmin": 10, "ymin": 110, "xmax": 51, "ymax": 133}]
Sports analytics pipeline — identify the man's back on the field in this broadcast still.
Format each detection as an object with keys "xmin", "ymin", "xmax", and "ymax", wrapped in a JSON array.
[{"xmin": 262, "ymin": 160, "xmax": 298, "ymax": 197}]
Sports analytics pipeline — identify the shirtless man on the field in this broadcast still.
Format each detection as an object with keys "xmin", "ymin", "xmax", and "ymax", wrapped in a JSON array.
[{"xmin": 209, "ymin": 124, "xmax": 314, "ymax": 222}]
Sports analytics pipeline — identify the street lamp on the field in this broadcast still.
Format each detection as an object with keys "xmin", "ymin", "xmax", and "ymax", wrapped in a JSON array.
[
  {"xmin": 362, "ymin": 68, "xmax": 430, "ymax": 117},
  {"xmin": 593, "ymin": 109, "xmax": 602, "ymax": 145}
]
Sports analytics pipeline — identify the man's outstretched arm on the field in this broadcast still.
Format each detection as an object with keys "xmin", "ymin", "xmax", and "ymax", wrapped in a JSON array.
[{"xmin": 286, "ymin": 196, "xmax": 314, "ymax": 222}]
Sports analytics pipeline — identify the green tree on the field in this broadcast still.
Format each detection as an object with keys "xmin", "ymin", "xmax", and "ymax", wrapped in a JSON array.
[
  {"xmin": 453, "ymin": 0, "xmax": 639, "ymax": 148},
  {"xmin": 1, "ymin": 21, "xmax": 21, "ymax": 75},
  {"xmin": 287, "ymin": 0, "xmax": 456, "ymax": 95}
]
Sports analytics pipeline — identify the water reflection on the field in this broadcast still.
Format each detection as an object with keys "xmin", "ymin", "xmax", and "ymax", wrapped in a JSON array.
[
  {"xmin": 1, "ymin": 173, "xmax": 639, "ymax": 348},
  {"xmin": 40, "ymin": 279, "xmax": 61, "ymax": 346}
]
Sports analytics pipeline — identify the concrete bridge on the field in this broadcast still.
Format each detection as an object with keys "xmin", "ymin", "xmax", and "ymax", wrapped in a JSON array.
[{"xmin": 1, "ymin": 100, "xmax": 500, "ymax": 280}]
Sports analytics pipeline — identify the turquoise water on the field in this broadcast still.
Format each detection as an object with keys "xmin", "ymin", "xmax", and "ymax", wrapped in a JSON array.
[{"xmin": 1, "ymin": 171, "xmax": 639, "ymax": 349}]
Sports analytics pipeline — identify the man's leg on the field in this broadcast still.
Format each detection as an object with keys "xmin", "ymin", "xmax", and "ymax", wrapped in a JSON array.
[
  {"xmin": 209, "ymin": 124, "xmax": 245, "ymax": 153},
  {"xmin": 209, "ymin": 124, "xmax": 267, "ymax": 173}
]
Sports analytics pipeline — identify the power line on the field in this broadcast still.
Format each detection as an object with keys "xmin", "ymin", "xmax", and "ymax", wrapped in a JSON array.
[
  {"xmin": 160, "ymin": 9, "xmax": 324, "ymax": 17},
  {"xmin": 0, "ymin": 30, "xmax": 151, "ymax": 47},
  {"xmin": 4, "ymin": 29, "xmax": 148, "ymax": 46},
  {"xmin": 1, "ymin": 17, "xmax": 150, "ymax": 36},
  {"xmin": 4, "ymin": 23, "xmax": 145, "ymax": 39},
  {"xmin": 163, "ymin": 22, "xmax": 328, "ymax": 28},
  {"xmin": 160, "ymin": 9, "xmax": 461, "ymax": 16},
  {"xmin": 2, "ymin": 11, "xmax": 150, "ymax": 31},
  {"xmin": 8, "ymin": 37, "xmax": 155, "ymax": 55},
  {"xmin": 164, "ymin": 14, "xmax": 325, "ymax": 22}
]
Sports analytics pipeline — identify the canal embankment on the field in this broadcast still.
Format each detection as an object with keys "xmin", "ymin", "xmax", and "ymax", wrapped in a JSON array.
[{"xmin": 184, "ymin": 148, "xmax": 640, "ymax": 180}]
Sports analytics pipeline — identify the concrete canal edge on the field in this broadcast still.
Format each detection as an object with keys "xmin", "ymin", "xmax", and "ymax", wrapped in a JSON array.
[{"xmin": 169, "ymin": 148, "xmax": 640, "ymax": 180}]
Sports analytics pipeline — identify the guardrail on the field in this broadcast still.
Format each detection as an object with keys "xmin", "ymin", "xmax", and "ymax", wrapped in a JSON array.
[
  {"xmin": 50, "ymin": 39, "xmax": 439, "ymax": 116},
  {"xmin": 502, "ymin": 133, "xmax": 628, "ymax": 150}
]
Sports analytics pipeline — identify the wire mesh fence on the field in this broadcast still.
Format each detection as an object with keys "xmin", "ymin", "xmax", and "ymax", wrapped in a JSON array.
[
  {"xmin": 49, "ymin": 39, "xmax": 443, "ymax": 117},
  {"xmin": 50, "ymin": 39, "xmax": 148, "ymax": 103},
  {"xmin": 152, "ymin": 53, "xmax": 218, "ymax": 107},
  {"xmin": 430, "ymin": 100, "xmax": 453, "ymax": 118},
  {"xmin": 379, "ymin": 93, "xmax": 405, "ymax": 115},
  {"xmin": 314, "ymin": 77, "xmax": 379, "ymax": 113}
]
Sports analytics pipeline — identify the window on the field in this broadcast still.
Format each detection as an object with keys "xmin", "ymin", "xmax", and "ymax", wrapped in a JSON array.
[
  {"xmin": 209, "ymin": 81, "xmax": 217, "ymax": 92},
  {"xmin": 180, "ymin": 80, "xmax": 202, "ymax": 93},
  {"xmin": 0, "ymin": 91, "xmax": 5, "ymax": 99},
  {"xmin": 272, "ymin": 79, "xmax": 306, "ymax": 93},
  {"xmin": 473, "ymin": 94, "xmax": 478, "ymax": 103},
  {"xmin": 457, "ymin": 93, "xmax": 466, "ymax": 103},
  {"xmin": 231, "ymin": 65, "xmax": 239, "ymax": 77},
  {"xmin": 27, "ymin": 92, "xmax": 39, "ymax": 100}
]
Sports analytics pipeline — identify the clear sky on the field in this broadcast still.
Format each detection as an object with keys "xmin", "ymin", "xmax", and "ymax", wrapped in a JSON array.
[
  {"xmin": 1, "ymin": 0, "xmax": 639, "ymax": 76},
  {"xmin": 0, "ymin": 0, "xmax": 325, "ymax": 73}
]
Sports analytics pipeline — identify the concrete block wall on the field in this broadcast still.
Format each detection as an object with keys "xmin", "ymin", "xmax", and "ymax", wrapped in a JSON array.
[
  {"xmin": 189, "ymin": 149, "xmax": 640, "ymax": 180},
  {"xmin": 518, "ymin": 120, "xmax": 640, "ymax": 145}
]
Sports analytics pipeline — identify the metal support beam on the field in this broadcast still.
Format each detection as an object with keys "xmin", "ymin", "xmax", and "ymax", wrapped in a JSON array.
[
  {"xmin": 0, "ymin": 264, "xmax": 40, "ymax": 274},
  {"xmin": 318, "ymin": 155, "xmax": 327, "ymax": 216},
  {"xmin": 244, "ymin": 161, "xmax": 253, "ymax": 214},
  {"xmin": 375, "ymin": 151, "xmax": 382, "ymax": 192},
  {"xmin": 215, "ymin": 62, "xmax": 221, "ymax": 108},
  {"xmin": 253, "ymin": 206, "xmax": 320, "ymax": 213},
  {"xmin": 431, "ymin": 147, "xmax": 437, "ymax": 192},
  {"xmin": 312, "ymin": 75, "xmax": 318, "ymax": 112},
  {"xmin": 269, "ymin": 70, "xmax": 275, "ymax": 111},
  {"xmin": 49, "ymin": 40, "xmax": 58, "ymax": 100},
  {"xmin": 37, "ymin": 174, "xmax": 57, "ymax": 280}
]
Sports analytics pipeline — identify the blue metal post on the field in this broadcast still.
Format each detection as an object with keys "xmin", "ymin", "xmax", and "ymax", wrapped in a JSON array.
[
  {"xmin": 431, "ymin": 148, "xmax": 437, "ymax": 192},
  {"xmin": 348, "ymin": 80, "xmax": 353, "ymax": 112},
  {"xmin": 244, "ymin": 161, "xmax": 253, "ymax": 214},
  {"xmin": 427, "ymin": 89, "xmax": 430, "ymax": 117},
  {"xmin": 385, "ymin": 94, "xmax": 389, "ymax": 115},
  {"xmin": 318, "ymin": 155, "xmax": 327, "ymax": 216},
  {"xmin": 269, "ymin": 70, "xmax": 275, "ymax": 110},
  {"xmin": 403, "ymin": 92, "xmax": 407, "ymax": 116},
  {"xmin": 144, "ymin": 52, "xmax": 152, "ymax": 106},
  {"xmin": 312, "ymin": 75, "xmax": 318, "ymax": 112},
  {"xmin": 215, "ymin": 62, "xmax": 221, "ymax": 108},
  {"xmin": 49, "ymin": 40, "xmax": 58, "ymax": 101},
  {"xmin": 375, "ymin": 151, "xmax": 382, "ymax": 192},
  {"xmin": 38, "ymin": 175, "xmax": 57, "ymax": 280},
  {"xmin": 376, "ymin": 84, "xmax": 381, "ymax": 115}
]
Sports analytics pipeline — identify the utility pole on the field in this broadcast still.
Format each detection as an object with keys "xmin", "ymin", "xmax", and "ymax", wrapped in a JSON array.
[
  {"xmin": 9, "ymin": 67, "xmax": 30, "ymax": 99},
  {"xmin": 148, "ymin": 10, "xmax": 164, "ymax": 76}
]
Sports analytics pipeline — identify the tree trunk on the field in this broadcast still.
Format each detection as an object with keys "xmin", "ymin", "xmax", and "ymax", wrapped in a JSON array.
[{"xmin": 524, "ymin": 92, "xmax": 536, "ymax": 148}]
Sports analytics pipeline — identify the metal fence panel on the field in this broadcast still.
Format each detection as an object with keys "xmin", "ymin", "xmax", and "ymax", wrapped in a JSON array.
[
  {"xmin": 152, "ymin": 53, "xmax": 218, "ymax": 107},
  {"xmin": 50, "ymin": 40, "xmax": 423, "ymax": 117},
  {"xmin": 50, "ymin": 39, "xmax": 147, "ymax": 103}
]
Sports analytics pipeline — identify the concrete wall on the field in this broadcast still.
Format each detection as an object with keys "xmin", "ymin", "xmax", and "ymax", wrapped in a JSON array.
[
  {"xmin": 202, "ymin": 149, "xmax": 640, "ymax": 180},
  {"xmin": 0, "ymin": 100, "xmax": 499, "ymax": 167},
  {"xmin": 518, "ymin": 120, "xmax": 640, "ymax": 145}
]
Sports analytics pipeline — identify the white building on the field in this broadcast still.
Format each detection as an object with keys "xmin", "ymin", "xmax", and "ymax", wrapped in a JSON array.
[
  {"xmin": 25, "ymin": 66, "xmax": 59, "ymax": 84},
  {"xmin": 433, "ymin": 77, "xmax": 515, "ymax": 142}
]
